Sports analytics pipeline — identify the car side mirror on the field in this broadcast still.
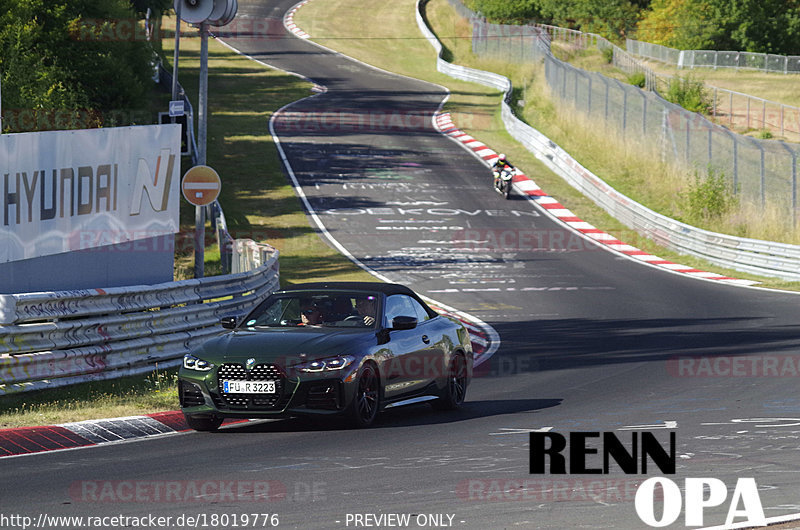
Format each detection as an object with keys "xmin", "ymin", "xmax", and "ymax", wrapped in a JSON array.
[
  {"xmin": 220, "ymin": 316, "xmax": 238, "ymax": 329},
  {"xmin": 391, "ymin": 315, "xmax": 418, "ymax": 331}
]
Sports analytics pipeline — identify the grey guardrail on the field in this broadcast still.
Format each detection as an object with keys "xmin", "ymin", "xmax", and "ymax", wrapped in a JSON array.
[
  {"xmin": 0, "ymin": 251, "xmax": 279, "ymax": 395},
  {"xmin": 415, "ymin": 0, "xmax": 800, "ymax": 281}
]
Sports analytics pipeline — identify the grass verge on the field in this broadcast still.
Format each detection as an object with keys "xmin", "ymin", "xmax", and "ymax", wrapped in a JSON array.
[{"xmin": 0, "ymin": 370, "xmax": 179, "ymax": 429}]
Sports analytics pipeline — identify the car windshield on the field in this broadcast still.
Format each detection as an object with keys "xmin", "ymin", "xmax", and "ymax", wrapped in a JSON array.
[{"xmin": 243, "ymin": 292, "xmax": 380, "ymax": 329}]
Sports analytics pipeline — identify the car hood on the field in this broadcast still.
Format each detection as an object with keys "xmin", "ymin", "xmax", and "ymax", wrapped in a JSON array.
[{"xmin": 194, "ymin": 327, "xmax": 375, "ymax": 365}]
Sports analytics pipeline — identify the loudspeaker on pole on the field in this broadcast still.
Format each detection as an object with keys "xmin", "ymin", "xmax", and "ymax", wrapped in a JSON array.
[{"xmin": 173, "ymin": 0, "xmax": 214, "ymax": 24}]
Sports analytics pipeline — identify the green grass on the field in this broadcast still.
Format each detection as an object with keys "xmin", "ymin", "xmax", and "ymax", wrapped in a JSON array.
[{"xmin": 0, "ymin": 370, "xmax": 179, "ymax": 429}]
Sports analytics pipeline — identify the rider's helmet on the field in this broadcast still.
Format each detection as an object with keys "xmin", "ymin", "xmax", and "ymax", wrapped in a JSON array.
[{"xmin": 498, "ymin": 153, "xmax": 506, "ymax": 161}]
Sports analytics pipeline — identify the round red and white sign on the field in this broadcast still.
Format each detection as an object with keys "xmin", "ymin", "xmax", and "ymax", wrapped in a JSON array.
[{"xmin": 181, "ymin": 165, "xmax": 221, "ymax": 206}]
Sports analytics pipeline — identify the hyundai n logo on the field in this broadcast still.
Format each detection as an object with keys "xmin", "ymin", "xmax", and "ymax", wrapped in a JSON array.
[{"xmin": 130, "ymin": 148, "xmax": 176, "ymax": 216}]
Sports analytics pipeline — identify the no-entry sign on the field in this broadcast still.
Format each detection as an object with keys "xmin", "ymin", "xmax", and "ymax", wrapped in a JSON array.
[{"xmin": 181, "ymin": 165, "xmax": 221, "ymax": 206}]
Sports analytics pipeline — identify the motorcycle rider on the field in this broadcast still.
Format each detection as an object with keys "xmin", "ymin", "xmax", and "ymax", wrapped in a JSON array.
[
  {"xmin": 492, "ymin": 153, "xmax": 514, "ymax": 174},
  {"xmin": 492, "ymin": 153, "xmax": 515, "ymax": 193}
]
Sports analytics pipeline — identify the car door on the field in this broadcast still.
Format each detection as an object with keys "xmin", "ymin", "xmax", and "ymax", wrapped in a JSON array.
[{"xmin": 380, "ymin": 294, "xmax": 441, "ymax": 399}]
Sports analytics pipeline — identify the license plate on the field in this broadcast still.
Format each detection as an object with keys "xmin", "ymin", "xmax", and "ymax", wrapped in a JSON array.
[{"xmin": 222, "ymin": 380, "xmax": 276, "ymax": 394}]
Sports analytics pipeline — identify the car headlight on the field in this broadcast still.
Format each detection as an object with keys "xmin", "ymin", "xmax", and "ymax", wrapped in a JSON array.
[
  {"xmin": 296, "ymin": 355, "xmax": 355, "ymax": 373},
  {"xmin": 183, "ymin": 354, "xmax": 214, "ymax": 372}
]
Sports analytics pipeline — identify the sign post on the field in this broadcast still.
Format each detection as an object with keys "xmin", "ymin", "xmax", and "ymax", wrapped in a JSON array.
[
  {"xmin": 181, "ymin": 165, "xmax": 222, "ymax": 278},
  {"xmin": 174, "ymin": 0, "xmax": 238, "ymax": 278}
]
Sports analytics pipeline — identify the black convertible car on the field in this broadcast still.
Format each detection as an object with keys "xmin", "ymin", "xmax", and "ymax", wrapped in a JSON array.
[{"xmin": 178, "ymin": 282, "xmax": 474, "ymax": 430}]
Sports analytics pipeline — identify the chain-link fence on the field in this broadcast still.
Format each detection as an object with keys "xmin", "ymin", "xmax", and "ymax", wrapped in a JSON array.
[
  {"xmin": 447, "ymin": 0, "xmax": 800, "ymax": 219},
  {"xmin": 627, "ymin": 39, "xmax": 800, "ymax": 74}
]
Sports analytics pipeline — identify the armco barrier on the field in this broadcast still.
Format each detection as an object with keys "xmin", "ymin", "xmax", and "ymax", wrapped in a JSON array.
[
  {"xmin": 0, "ymin": 250, "xmax": 279, "ymax": 395},
  {"xmin": 416, "ymin": 0, "xmax": 800, "ymax": 281}
]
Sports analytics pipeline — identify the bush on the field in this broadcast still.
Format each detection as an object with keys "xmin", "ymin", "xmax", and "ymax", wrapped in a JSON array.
[
  {"xmin": 627, "ymin": 71, "xmax": 646, "ymax": 88},
  {"xmin": 664, "ymin": 74, "xmax": 711, "ymax": 114},
  {"xmin": 601, "ymin": 45, "xmax": 614, "ymax": 64},
  {"xmin": 684, "ymin": 168, "xmax": 737, "ymax": 223}
]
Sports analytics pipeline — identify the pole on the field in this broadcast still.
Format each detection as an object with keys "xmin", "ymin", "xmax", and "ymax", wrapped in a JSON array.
[
  {"xmin": 171, "ymin": 3, "xmax": 181, "ymax": 104},
  {"xmin": 195, "ymin": 21, "xmax": 209, "ymax": 279}
]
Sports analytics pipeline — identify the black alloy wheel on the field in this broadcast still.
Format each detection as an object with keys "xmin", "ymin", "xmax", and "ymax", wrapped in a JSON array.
[
  {"xmin": 432, "ymin": 354, "xmax": 467, "ymax": 410},
  {"xmin": 348, "ymin": 363, "xmax": 380, "ymax": 427}
]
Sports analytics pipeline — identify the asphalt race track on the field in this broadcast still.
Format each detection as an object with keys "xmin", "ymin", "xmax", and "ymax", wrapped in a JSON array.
[{"xmin": 5, "ymin": 1, "xmax": 800, "ymax": 528}]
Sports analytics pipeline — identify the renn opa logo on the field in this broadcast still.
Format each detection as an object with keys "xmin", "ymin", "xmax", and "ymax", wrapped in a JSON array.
[
  {"xmin": 130, "ymin": 148, "xmax": 175, "ymax": 215},
  {"xmin": 530, "ymin": 431, "xmax": 765, "ymax": 527}
]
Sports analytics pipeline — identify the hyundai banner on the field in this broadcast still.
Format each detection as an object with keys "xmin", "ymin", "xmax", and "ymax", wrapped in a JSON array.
[{"xmin": 0, "ymin": 124, "xmax": 181, "ymax": 263}]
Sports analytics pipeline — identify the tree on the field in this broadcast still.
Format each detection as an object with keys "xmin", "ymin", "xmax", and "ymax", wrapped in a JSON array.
[
  {"xmin": 534, "ymin": 0, "xmax": 643, "ymax": 41},
  {"xmin": 706, "ymin": 0, "xmax": 800, "ymax": 54},
  {"xmin": 0, "ymin": 0, "xmax": 154, "ymax": 132},
  {"xmin": 464, "ymin": 0, "xmax": 542, "ymax": 24},
  {"xmin": 130, "ymin": 0, "xmax": 173, "ymax": 17},
  {"xmin": 637, "ymin": 0, "xmax": 800, "ymax": 53},
  {"xmin": 636, "ymin": 0, "xmax": 718, "ymax": 49}
]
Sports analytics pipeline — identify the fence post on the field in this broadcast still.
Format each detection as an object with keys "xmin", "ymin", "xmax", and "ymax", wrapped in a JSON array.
[
  {"xmin": 781, "ymin": 105, "xmax": 785, "ymax": 137},
  {"xmin": 587, "ymin": 74, "xmax": 592, "ymax": 115},
  {"xmin": 642, "ymin": 91, "xmax": 647, "ymax": 135},
  {"xmin": 747, "ymin": 138, "xmax": 766, "ymax": 207},
  {"xmin": 713, "ymin": 88, "xmax": 717, "ymax": 119},
  {"xmin": 685, "ymin": 117, "xmax": 690, "ymax": 163},
  {"xmin": 747, "ymin": 97, "xmax": 751, "ymax": 130},
  {"xmin": 622, "ymin": 82, "xmax": 628, "ymax": 136},
  {"xmin": 780, "ymin": 141, "xmax": 797, "ymax": 220},
  {"xmin": 729, "ymin": 91, "xmax": 734, "ymax": 127},
  {"xmin": 732, "ymin": 134, "xmax": 739, "ymax": 193}
]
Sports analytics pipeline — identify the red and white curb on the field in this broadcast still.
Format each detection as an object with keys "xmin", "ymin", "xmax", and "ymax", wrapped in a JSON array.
[
  {"xmin": 284, "ymin": 0, "xmax": 311, "ymax": 39},
  {"xmin": 434, "ymin": 112, "xmax": 758, "ymax": 287},
  {"xmin": 0, "ymin": 412, "xmax": 190, "ymax": 458}
]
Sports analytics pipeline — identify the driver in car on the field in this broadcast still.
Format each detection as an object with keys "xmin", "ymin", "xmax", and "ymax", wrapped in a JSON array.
[{"xmin": 354, "ymin": 296, "xmax": 377, "ymax": 326}]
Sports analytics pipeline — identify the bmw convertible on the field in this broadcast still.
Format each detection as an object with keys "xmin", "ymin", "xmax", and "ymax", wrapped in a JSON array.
[{"xmin": 178, "ymin": 282, "xmax": 474, "ymax": 430}]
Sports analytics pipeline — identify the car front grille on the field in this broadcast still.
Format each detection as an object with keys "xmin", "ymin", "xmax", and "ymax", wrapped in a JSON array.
[{"xmin": 215, "ymin": 363, "xmax": 291, "ymax": 411}]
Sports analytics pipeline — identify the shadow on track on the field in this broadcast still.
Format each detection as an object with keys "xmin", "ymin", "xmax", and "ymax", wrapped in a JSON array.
[{"xmin": 211, "ymin": 397, "xmax": 562, "ymax": 434}]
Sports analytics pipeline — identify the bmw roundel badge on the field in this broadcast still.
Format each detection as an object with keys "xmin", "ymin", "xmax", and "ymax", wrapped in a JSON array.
[{"xmin": 246, "ymin": 358, "xmax": 256, "ymax": 371}]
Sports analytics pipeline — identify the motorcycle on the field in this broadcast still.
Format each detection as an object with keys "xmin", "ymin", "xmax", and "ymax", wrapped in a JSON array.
[{"xmin": 493, "ymin": 167, "xmax": 514, "ymax": 199}]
